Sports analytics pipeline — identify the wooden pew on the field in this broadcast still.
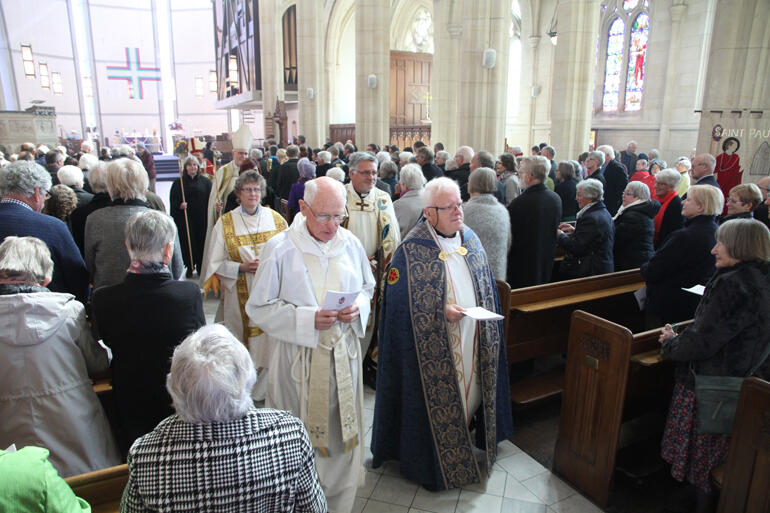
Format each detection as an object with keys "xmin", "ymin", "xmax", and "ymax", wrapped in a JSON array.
[
  {"xmin": 553, "ymin": 310, "xmax": 687, "ymax": 508},
  {"xmin": 90, "ymin": 369, "xmax": 112, "ymax": 396},
  {"xmin": 716, "ymin": 377, "xmax": 770, "ymax": 513},
  {"xmin": 506, "ymin": 269, "xmax": 646, "ymax": 405},
  {"xmin": 65, "ymin": 464, "xmax": 128, "ymax": 513}
]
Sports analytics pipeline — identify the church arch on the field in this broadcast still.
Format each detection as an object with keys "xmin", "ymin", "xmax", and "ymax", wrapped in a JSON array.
[{"xmin": 390, "ymin": 0, "xmax": 434, "ymax": 54}]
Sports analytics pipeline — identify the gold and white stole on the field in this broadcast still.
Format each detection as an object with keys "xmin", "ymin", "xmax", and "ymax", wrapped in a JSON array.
[{"xmin": 298, "ymin": 246, "xmax": 359, "ymax": 457}]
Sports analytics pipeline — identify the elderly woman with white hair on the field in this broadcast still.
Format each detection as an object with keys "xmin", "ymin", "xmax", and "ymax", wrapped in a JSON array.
[
  {"xmin": 392, "ymin": 163, "xmax": 427, "ymax": 239},
  {"xmin": 613, "ymin": 181, "xmax": 661, "ymax": 270},
  {"xmin": 121, "ymin": 323, "xmax": 327, "ymax": 513},
  {"xmin": 70, "ymin": 161, "xmax": 111, "ymax": 256},
  {"xmin": 463, "ymin": 167, "xmax": 511, "ymax": 280},
  {"xmin": 92, "ymin": 210, "xmax": 204, "ymax": 453},
  {"xmin": 57, "ymin": 164, "xmax": 93, "ymax": 207},
  {"xmin": 557, "ymin": 178, "xmax": 615, "ymax": 278},
  {"xmin": 642, "ymin": 185, "xmax": 724, "ymax": 325},
  {"xmin": 85, "ymin": 158, "xmax": 184, "ymax": 290},
  {"xmin": 653, "ymin": 168, "xmax": 684, "ymax": 248},
  {"xmin": 674, "ymin": 156, "xmax": 691, "ymax": 197},
  {"xmin": 0, "ymin": 236, "xmax": 120, "ymax": 477}
]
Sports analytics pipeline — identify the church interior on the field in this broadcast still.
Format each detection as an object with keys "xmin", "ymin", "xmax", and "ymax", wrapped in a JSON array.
[{"xmin": 0, "ymin": 0, "xmax": 768, "ymax": 512}]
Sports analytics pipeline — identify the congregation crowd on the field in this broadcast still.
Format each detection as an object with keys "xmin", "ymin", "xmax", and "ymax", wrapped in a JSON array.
[{"xmin": 0, "ymin": 132, "xmax": 768, "ymax": 513}]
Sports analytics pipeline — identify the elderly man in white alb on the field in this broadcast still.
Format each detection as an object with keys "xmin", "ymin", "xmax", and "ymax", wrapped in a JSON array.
[
  {"xmin": 246, "ymin": 176, "xmax": 375, "ymax": 513},
  {"xmin": 202, "ymin": 171, "xmax": 286, "ymax": 401}
]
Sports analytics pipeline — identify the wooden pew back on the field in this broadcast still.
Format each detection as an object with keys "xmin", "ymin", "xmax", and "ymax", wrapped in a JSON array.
[
  {"xmin": 717, "ymin": 377, "xmax": 770, "ymax": 513},
  {"xmin": 65, "ymin": 464, "xmax": 128, "ymax": 513},
  {"xmin": 553, "ymin": 310, "xmax": 680, "ymax": 507}
]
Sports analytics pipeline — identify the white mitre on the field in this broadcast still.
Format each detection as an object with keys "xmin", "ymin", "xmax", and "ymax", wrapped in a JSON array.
[{"xmin": 232, "ymin": 124, "xmax": 254, "ymax": 151}]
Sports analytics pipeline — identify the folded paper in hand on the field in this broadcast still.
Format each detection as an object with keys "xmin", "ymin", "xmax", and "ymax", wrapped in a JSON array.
[
  {"xmin": 463, "ymin": 306, "xmax": 504, "ymax": 321},
  {"xmin": 322, "ymin": 290, "xmax": 361, "ymax": 311}
]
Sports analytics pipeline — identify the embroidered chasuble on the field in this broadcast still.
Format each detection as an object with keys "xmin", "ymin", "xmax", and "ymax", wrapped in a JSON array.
[
  {"xmin": 372, "ymin": 220, "xmax": 514, "ymax": 491},
  {"xmin": 201, "ymin": 206, "xmax": 286, "ymax": 359},
  {"xmin": 202, "ymin": 160, "xmax": 239, "ymax": 255}
]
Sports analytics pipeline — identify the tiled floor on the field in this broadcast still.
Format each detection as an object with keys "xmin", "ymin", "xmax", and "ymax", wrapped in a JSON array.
[
  {"xmin": 356, "ymin": 388, "xmax": 604, "ymax": 513},
  {"xmin": 200, "ymin": 293, "xmax": 604, "ymax": 513}
]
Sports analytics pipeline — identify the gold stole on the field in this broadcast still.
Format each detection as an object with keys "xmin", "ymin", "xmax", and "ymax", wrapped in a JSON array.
[
  {"xmin": 300, "ymin": 250, "xmax": 359, "ymax": 457},
  {"xmin": 221, "ymin": 209, "xmax": 285, "ymax": 342}
]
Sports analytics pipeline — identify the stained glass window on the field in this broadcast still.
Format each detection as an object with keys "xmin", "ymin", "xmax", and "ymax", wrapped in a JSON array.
[
  {"xmin": 623, "ymin": 0, "xmax": 639, "ymax": 9},
  {"xmin": 624, "ymin": 13, "xmax": 649, "ymax": 111},
  {"xmin": 406, "ymin": 10, "xmax": 434, "ymax": 54},
  {"xmin": 602, "ymin": 18, "xmax": 625, "ymax": 112}
]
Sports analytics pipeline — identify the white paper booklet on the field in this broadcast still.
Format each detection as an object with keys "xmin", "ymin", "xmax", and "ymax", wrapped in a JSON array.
[
  {"xmin": 463, "ymin": 306, "xmax": 504, "ymax": 321},
  {"xmin": 322, "ymin": 290, "xmax": 361, "ymax": 311}
]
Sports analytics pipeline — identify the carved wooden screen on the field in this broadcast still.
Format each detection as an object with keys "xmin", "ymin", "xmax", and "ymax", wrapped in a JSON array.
[{"xmin": 389, "ymin": 51, "xmax": 432, "ymax": 126}]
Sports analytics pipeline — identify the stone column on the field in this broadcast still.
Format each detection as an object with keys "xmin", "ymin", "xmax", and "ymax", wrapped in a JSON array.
[
  {"xmin": 549, "ymin": 0, "xmax": 601, "ymax": 160},
  {"xmin": 430, "ymin": 0, "xmax": 461, "ymax": 151},
  {"xmin": 696, "ymin": 0, "xmax": 769, "ymax": 175},
  {"xmin": 355, "ymin": 0, "xmax": 390, "ymax": 147},
  {"xmin": 455, "ymin": 1, "xmax": 510, "ymax": 154},
  {"xmin": 259, "ymin": 0, "xmax": 284, "ymax": 140},
  {"xmin": 657, "ymin": 1, "xmax": 688, "ymax": 155},
  {"xmin": 296, "ymin": 0, "xmax": 326, "ymax": 146}
]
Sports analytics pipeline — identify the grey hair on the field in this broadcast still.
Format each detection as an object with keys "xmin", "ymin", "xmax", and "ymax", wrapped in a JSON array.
[
  {"xmin": 80, "ymin": 140, "xmax": 94, "ymax": 153},
  {"xmin": 455, "ymin": 146, "xmax": 474, "ymax": 163},
  {"xmin": 675, "ymin": 156, "xmax": 691, "ymax": 171},
  {"xmin": 399, "ymin": 163, "xmax": 426, "ymax": 190},
  {"xmin": 717, "ymin": 218, "xmax": 770, "ymax": 263},
  {"xmin": 577, "ymin": 178, "xmax": 604, "ymax": 201},
  {"xmin": 234, "ymin": 170, "xmax": 266, "ymax": 193},
  {"xmin": 379, "ymin": 161, "xmax": 398, "ymax": 179},
  {"xmin": 327, "ymin": 167, "xmax": 345, "ymax": 182},
  {"xmin": 586, "ymin": 150, "xmax": 605, "ymax": 166},
  {"xmin": 317, "ymin": 151, "xmax": 331, "ymax": 164},
  {"xmin": 0, "ymin": 236, "xmax": 53, "ymax": 283},
  {"xmin": 627, "ymin": 140, "xmax": 637, "ymax": 148},
  {"xmin": 655, "ymin": 168, "xmax": 682, "ymax": 188},
  {"xmin": 468, "ymin": 167, "xmax": 498, "ymax": 194},
  {"xmin": 118, "ymin": 144, "xmax": 134, "ymax": 157},
  {"xmin": 519, "ymin": 156, "xmax": 548, "ymax": 182},
  {"xmin": 596, "ymin": 145, "xmax": 614, "ymax": 160},
  {"xmin": 0, "ymin": 160, "xmax": 51, "ymax": 197},
  {"xmin": 304, "ymin": 176, "xmax": 346, "ymax": 207},
  {"xmin": 625, "ymin": 181, "xmax": 651, "ymax": 201},
  {"xmin": 698, "ymin": 153, "xmax": 717, "ymax": 172},
  {"xmin": 88, "ymin": 162, "xmax": 108, "ymax": 193},
  {"xmin": 423, "ymin": 176, "xmax": 460, "ymax": 208},
  {"xmin": 375, "ymin": 151, "xmax": 392, "ymax": 166},
  {"xmin": 398, "ymin": 151, "xmax": 414, "ymax": 164},
  {"xmin": 649, "ymin": 149, "xmax": 661, "ymax": 160},
  {"xmin": 78, "ymin": 153, "xmax": 98, "ymax": 171},
  {"xmin": 57, "ymin": 165, "xmax": 84, "ymax": 187},
  {"xmin": 474, "ymin": 151, "xmax": 495, "ymax": 169},
  {"xmin": 183, "ymin": 155, "xmax": 201, "ymax": 173},
  {"xmin": 349, "ymin": 151, "xmax": 377, "ymax": 173},
  {"xmin": 167, "ymin": 324, "xmax": 256, "ymax": 424},
  {"xmin": 436, "ymin": 150, "xmax": 451, "ymax": 163},
  {"xmin": 106, "ymin": 159, "xmax": 148, "ymax": 201},
  {"xmin": 416, "ymin": 146, "xmax": 434, "ymax": 163},
  {"xmin": 557, "ymin": 161, "xmax": 576, "ymax": 181},
  {"xmin": 125, "ymin": 210, "xmax": 177, "ymax": 262},
  {"xmin": 286, "ymin": 145, "xmax": 299, "ymax": 158},
  {"xmin": 249, "ymin": 148, "xmax": 263, "ymax": 160},
  {"xmin": 541, "ymin": 146, "xmax": 555, "ymax": 159},
  {"xmin": 570, "ymin": 160, "xmax": 582, "ymax": 178}
]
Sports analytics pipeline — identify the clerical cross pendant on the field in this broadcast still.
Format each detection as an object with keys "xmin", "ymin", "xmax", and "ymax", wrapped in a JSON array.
[
  {"xmin": 355, "ymin": 199, "xmax": 367, "ymax": 210},
  {"xmin": 438, "ymin": 246, "xmax": 468, "ymax": 261}
]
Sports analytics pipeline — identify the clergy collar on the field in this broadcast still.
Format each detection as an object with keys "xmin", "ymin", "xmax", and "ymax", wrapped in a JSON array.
[
  {"xmin": 240, "ymin": 205, "xmax": 260, "ymax": 216},
  {"xmin": 435, "ymin": 227, "xmax": 458, "ymax": 239}
]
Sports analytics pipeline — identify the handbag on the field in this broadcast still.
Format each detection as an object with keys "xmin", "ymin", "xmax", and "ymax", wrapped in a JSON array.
[{"xmin": 693, "ymin": 341, "xmax": 770, "ymax": 434}]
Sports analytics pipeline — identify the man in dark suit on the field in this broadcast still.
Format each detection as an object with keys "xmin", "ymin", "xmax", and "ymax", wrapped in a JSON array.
[
  {"xmin": 619, "ymin": 141, "xmax": 638, "ymax": 174},
  {"xmin": 682, "ymin": 153, "xmax": 720, "ymax": 201},
  {"xmin": 92, "ymin": 210, "xmax": 205, "ymax": 453},
  {"xmin": 0, "ymin": 160, "xmax": 89, "ymax": 302},
  {"xmin": 415, "ymin": 146, "xmax": 443, "ymax": 182},
  {"xmin": 597, "ymin": 145, "xmax": 628, "ymax": 216},
  {"xmin": 276, "ymin": 144, "xmax": 300, "ymax": 202},
  {"xmin": 506, "ymin": 156, "xmax": 563, "ymax": 288},
  {"xmin": 447, "ymin": 146, "xmax": 473, "ymax": 191}
]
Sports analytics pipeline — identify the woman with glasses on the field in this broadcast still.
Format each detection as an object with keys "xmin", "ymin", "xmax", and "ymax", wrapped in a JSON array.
[
  {"xmin": 719, "ymin": 183, "xmax": 762, "ymax": 224},
  {"xmin": 201, "ymin": 170, "xmax": 287, "ymax": 401},
  {"xmin": 170, "ymin": 155, "xmax": 212, "ymax": 278}
]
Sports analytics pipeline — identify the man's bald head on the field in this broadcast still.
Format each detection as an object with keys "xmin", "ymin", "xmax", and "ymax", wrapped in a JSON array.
[{"xmin": 301, "ymin": 177, "xmax": 347, "ymax": 242}]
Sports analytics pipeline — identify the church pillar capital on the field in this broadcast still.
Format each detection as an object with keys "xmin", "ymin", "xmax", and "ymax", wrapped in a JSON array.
[
  {"xmin": 669, "ymin": 3, "xmax": 687, "ymax": 22},
  {"xmin": 447, "ymin": 23, "xmax": 462, "ymax": 39},
  {"xmin": 527, "ymin": 36, "xmax": 541, "ymax": 49}
]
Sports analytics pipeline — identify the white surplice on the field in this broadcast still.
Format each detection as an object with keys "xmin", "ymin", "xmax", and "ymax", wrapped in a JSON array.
[
  {"xmin": 201, "ymin": 205, "xmax": 286, "ymax": 399},
  {"xmin": 245, "ymin": 216, "xmax": 375, "ymax": 513}
]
